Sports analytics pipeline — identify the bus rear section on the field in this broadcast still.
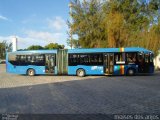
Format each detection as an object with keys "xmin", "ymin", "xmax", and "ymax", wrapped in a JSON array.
[{"xmin": 6, "ymin": 50, "xmax": 57, "ymax": 76}]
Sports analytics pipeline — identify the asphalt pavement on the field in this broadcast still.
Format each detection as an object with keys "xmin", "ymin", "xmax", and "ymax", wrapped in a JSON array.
[{"xmin": 0, "ymin": 64, "xmax": 160, "ymax": 114}]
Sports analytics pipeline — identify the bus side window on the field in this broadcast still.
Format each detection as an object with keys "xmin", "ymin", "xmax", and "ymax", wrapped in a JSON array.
[
  {"xmin": 26, "ymin": 55, "xmax": 31, "ymax": 62},
  {"xmin": 16, "ymin": 55, "xmax": 20, "ymax": 61},
  {"xmin": 31, "ymin": 55, "xmax": 36, "ymax": 63},
  {"xmin": 114, "ymin": 53, "xmax": 125, "ymax": 64},
  {"xmin": 73, "ymin": 54, "xmax": 78, "ymax": 64},
  {"xmin": 20, "ymin": 55, "xmax": 26, "ymax": 61},
  {"xmin": 145, "ymin": 54, "xmax": 149, "ymax": 63},
  {"xmin": 20, "ymin": 55, "xmax": 27, "ymax": 65},
  {"xmin": 80, "ymin": 54, "xmax": 89, "ymax": 65},
  {"xmin": 16, "ymin": 55, "xmax": 21, "ymax": 65},
  {"xmin": 35, "ymin": 55, "xmax": 45, "ymax": 66},
  {"xmin": 126, "ymin": 53, "xmax": 136, "ymax": 64},
  {"xmin": 68, "ymin": 54, "xmax": 79, "ymax": 66},
  {"xmin": 90, "ymin": 54, "xmax": 103, "ymax": 65},
  {"xmin": 26, "ymin": 55, "xmax": 31, "ymax": 64},
  {"xmin": 138, "ymin": 53, "xmax": 144, "ymax": 63},
  {"xmin": 8, "ymin": 54, "xmax": 18, "ymax": 65}
]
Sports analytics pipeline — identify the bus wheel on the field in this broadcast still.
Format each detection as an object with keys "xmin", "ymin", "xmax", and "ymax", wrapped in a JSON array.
[
  {"xmin": 127, "ymin": 69, "xmax": 135, "ymax": 76},
  {"xmin": 77, "ymin": 69, "xmax": 85, "ymax": 77},
  {"xmin": 27, "ymin": 69, "xmax": 35, "ymax": 76}
]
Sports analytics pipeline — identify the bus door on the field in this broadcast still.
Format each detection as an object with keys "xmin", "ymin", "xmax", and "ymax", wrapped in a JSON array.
[
  {"xmin": 138, "ymin": 52, "xmax": 145, "ymax": 73},
  {"xmin": 138, "ymin": 52, "xmax": 154, "ymax": 73},
  {"xmin": 144, "ymin": 53, "xmax": 150, "ymax": 73},
  {"xmin": 57, "ymin": 49, "xmax": 68, "ymax": 75},
  {"xmin": 45, "ymin": 54, "xmax": 55, "ymax": 74},
  {"xmin": 103, "ymin": 53, "xmax": 114, "ymax": 75}
]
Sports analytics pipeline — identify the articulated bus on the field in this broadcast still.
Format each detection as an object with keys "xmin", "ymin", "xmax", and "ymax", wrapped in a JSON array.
[{"xmin": 6, "ymin": 47, "xmax": 154, "ymax": 77}]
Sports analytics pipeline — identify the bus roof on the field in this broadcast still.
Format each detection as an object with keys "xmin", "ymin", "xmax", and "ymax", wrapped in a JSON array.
[
  {"xmin": 7, "ymin": 47, "xmax": 153, "ymax": 54},
  {"xmin": 68, "ymin": 47, "xmax": 153, "ymax": 54},
  {"xmin": 8, "ymin": 49, "xmax": 57, "ymax": 54}
]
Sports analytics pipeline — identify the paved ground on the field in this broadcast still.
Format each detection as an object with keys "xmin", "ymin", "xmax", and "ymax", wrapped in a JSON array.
[{"xmin": 0, "ymin": 64, "xmax": 160, "ymax": 114}]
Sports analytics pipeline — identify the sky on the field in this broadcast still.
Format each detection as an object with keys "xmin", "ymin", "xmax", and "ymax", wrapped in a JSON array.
[{"xmin": 0, "ymin": 0, "xmax": 71, "ymax": 49}]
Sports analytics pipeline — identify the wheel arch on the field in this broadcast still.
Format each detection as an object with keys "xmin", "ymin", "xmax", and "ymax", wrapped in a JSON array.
[
  {"xmin": 76, "ymin": 68, "xmax": 86, "ymax": 76},
  {"xmin": 76, "ymin": 68, "xmax": 86, "ymax": 73},
  {"xmin": 126, "ymin": 67, "xmax": 137, "ymax": 75},
  {"xmin": 26, "ymin": 68, "xmax": 36, "ymax": 75}
]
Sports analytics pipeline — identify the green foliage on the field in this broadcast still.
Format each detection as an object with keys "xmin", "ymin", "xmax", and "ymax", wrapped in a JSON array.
[
  {"xmin": 27, "ymin": 45, "xmax": 44, "ymax": 50},
  {"xmin": 44, "ymin": 43, "xmax": 65, "ymax": 49},
  {"xmin": 67, "ymin": 38, "xmax": 80, "ymax": 48},
  {"xmin": 0, "ymin": 40, "xmax": 12, "ymax": 59},
  {"xmin": 27, "ymin": 43, "xmax": 65, "ymax": 50},
  {"xmin": 68, "ymin": 0, "xmax": 106, "ymax": 48},
  {"xmin": 68, "ymin": 0, "xmax": 160, "ymax": 56}
]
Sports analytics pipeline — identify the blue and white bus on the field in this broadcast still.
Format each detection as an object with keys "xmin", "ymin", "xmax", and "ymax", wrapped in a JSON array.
[{"xmin": 6, "ymin": 47, "xmax": 154, "ymax": 76}]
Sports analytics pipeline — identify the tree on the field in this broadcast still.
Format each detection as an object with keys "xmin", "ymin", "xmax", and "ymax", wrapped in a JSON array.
[
  {"xmin": 140, "ymin": 22, "xmax": 160, "ymax": 56},
  {"xmin": 102, "ymin": 0, "xmax": 151, "ymax": 47},
  {"xmin": 44, "ymin": 43, "xmax": 65, "ymax": 49},
  {"xmin": 27, "ymin": 43, "xmax": 65, "ymax": 50},
  {"xmin": 67, "ymin": 38, "xmax": 80, "ymax": 48},
  {"xmin": 68, "ymin": 0, "xmax": 160, "ymax": 56},
  {"xmin": 27, "ymin": 45, "xmax": 43, "ymax": 50},
  {"xmin": 104, "ymin": 11, "xmax": 126, "ymax": 47},
  {"xmin": 0, "ymin": 40, "xmax": 12, "ymax": 59},
  {"xmin": 68, "ymin": 0, "xmax": 106, "ymax": 48}
]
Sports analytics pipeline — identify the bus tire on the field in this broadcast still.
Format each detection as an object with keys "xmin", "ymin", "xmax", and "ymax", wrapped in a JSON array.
[
  {"xmin": 27, "ymin": 69, "xmax": 35, "ymax": 76},
  {"xmin": 76, "ymin": 69, "xmax": 85, "ymax": 77},
  {"xmin": 127, "ymin": 68, "xmax": 135, "ymax": 76}
]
